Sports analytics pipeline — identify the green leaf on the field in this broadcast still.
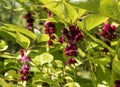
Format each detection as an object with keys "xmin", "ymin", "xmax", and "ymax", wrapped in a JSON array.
[
  {"xmin": 54, "ymin": 60, "xmax": 64, "ymax": 68},
  {"xmin": 0, "ymin": 53, "xmax": 16, "ymax": 59},
  {"xmin": 0, "ymin": 30, "xmax": 15, "ymax": 41},
  {"xmin": 113, "ymin": 55, "xmax": 120, "ymax": 74},
  {"xmin": 34, "ymin": 29, "xmax": 42, "ymax": 42},
  {"xmin": 85, "ymin": 32, "xmax": 115, "ymax": 54},
  {"xmin": 63, "ymin": 1, "xmax": 78, "ymax": 23},
  {"xmin": 117, "ymin": 48, "xmax": 120, "ymax": 58},
  {"xmin": 64, "ymin": 82, "xmax": 80, "ymax": 87},
  {"xmin": 42, "ymin": 1, "xmax": 65, "ymax": 21},
  {"xmin": 34, "ymin": 29, "xmax": 50, "ymax": 42},
  {"xmin": 96, "ymin": 65, "xmax": 110, "ymax": 84},
  {"xmin": 40, "ymin": 34, "xmax": 50, "ymax": 42},
  {"xmin": 77, "ymin": 8, "xmax": 86, "ymax": 18},
  {"xmin": 39, "ymin": 0, "xmax": 54, "ymax": 4},
  {"xmin": 0, "ymin": 40, "xmax": 8, "ymax": 51},
  {"xmin": 1, "ymin": 24, "xmax": 36, "ymax": 40},
  {"xmin": 33, "ymin": 73, "xmax": 55, "ymax": 84},
  {"xmin": 68, "ymin": 0, "xmax": 100, "ymax": 13},
  {"xmin": 0, "ymin": 78, "xmax": 11, "ymax": 87},
  {"xmin": 16, "ymin": 32, "xmax": 30, "ymax": 49},
  {"xmin": 18, "ymin": 0, "xmax": 29, "ymax": 3},
  {"xmin": 92, "ymin": 57, "xmax": 111, "ymax": 65},
  {"xmin": 83, "ymin": 14, "xmax": 108, "ymax": 31},
  {"xmin": 7, "ymin": 70, "xmax": 17, "ymax": 77},
  {"xmin": 99, "ymin": 0, "xmax": 120, "ymax": 21},
  {"xmin": 40, "ymin": 53, "xmax": 53, "ymax": 65}
]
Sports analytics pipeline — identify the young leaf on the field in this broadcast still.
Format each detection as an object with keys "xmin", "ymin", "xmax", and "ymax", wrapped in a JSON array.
[
  {"xmin": 16, "ymin": 32, "xmax": 30, "ymax": 49},
  {"xmin": 40, "ymin": 53, "xmax": 53, "ymax": 65}
]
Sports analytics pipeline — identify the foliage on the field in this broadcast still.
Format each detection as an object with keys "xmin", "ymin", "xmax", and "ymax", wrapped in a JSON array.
[{"xmin": 0, "ymin": 0, "xmax": 120, "ymax": 87}]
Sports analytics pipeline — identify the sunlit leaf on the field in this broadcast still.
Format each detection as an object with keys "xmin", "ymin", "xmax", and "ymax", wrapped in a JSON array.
[
  {"xmin": 16, "ymin": 32, "xmax": 30, "ymax": 49},
  {"xmin": 40, "ymin": 53, "xmax": 54, "ymax": 65},
  {"xmin": 83, "ymin": 14, "xmax": 108, "ymax": 31}
]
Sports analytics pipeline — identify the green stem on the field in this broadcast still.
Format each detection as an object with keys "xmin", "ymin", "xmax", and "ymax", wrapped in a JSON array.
[
  {"xmin": 110, "ymin": 69, "xmax": 116, "ymax": 87},
  {"xmin": 88, "ymin": 56, "xmax": 96, "ymax": 87},
  {"xmin": 31, "ymin": 60, "xmax": 42, "ymax": 72}
]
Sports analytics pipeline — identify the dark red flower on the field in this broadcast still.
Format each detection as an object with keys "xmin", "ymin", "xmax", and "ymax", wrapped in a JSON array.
[
  {"xmin": 100, "ymin": 23, "xmax": 116, "ymax": 40},
  {"xmin": 44, "ymin": 21, "xmax": 55, "ymax": 28},
  {"xmin": 114, "ymin": 80, "xmax": 120, "ymax": 87},
  {"xmin": 66, "ymin": 58, "xmax": 77, "ymax": 65},
  {"xmin": 57, "ymin": 36, "xmax": 64, "ymax": 44}
]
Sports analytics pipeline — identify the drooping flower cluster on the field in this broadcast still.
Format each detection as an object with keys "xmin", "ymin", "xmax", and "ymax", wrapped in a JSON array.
[
  {"xmin": 24, "ymin": 12, "xmax": 34, "ymax": 31},
  {"xmin": 100, "ymin": 23, "xmax": 116, "ymax": 40},
  {"xmin": 114, "ymin": 80, "xmax": 120, "ymax": 87},
  {"xmin": 62, "ymin": 26, "xmax": 84, "ymax": 43},
  {"xmin": 60, "ymin": 25, "xmax": 84, "ymax": 65},
  {"xmin": 100, "ymin": 23, "xmax": 117, "ymax": 53},
  {"xmin": 19, "ymin": 50, "xmax": 31, "ymax": 81},
  {"xmin": 44, "ymin": 21, "xmax": 56, "ymax": 46}
]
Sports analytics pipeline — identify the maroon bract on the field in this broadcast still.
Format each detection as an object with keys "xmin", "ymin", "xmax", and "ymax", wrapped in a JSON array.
[
  {"xmin": 114, "ymin": 80, "xmax": 120, "ymax": 87},
  {"xmin": 44, "ymin": 21, "xmax": 55, "ymax": 28},
  {"xmin": 24, "ymin": 12, "xmax": 34, "ymax": 31},
  {"xmin": 66, "ymin": 58, "xmax": 77, "ymax": 65},
  {"xmin": 44, "ymin": 21, "xmax": 56, "ymax": 46},
  {"xmin": 62, "ymin": 25, "xmax": 84, "ymax": 43},
  {"xmin": 19, "ymin": 50, "xmax": 31, "ymax": 82},
  {"xmin": 57, "ymin": 36, "xmax": 64, "ymax": 44},
  {"xmin": 64, "ymin": 43, "xmax": 78, "ymax": 56},
  {"xmin": 47, "ymin": 39, "xmax": 53, "ymax": 46},
  {"xmin": 19, "ymin": 49, "xmax": 24, "ymax": 57},
  {"xmin": 100, "ymin": 23, "xmax": 116, "ymax": 40},
  {"xmin": 61, "ymin": 28, "xmax": 69, "ymax": 36},
  {"xmin": 20, "ymin": 75, "xmax": 28, "ymax": 81},
  {"xmin": 20, "ymin": 56, "xmax": 31, "ymax": 63}
]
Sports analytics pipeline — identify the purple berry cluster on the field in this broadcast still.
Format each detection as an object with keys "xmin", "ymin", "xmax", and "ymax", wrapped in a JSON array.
[
  {"xmin": 44, "ymin": 21, "xmax": 56, "ymax": 46},
  {"xmin": 100, "ymin": 23, "xmax": 116, "ymax": 40},
  {"xmin": 114, "ymin": 80, "xmax": 120, "ymax": 87},
  {"xmin": 24, "ymin": 12, "xmax": 34, "ymax": 31},
  {"xmin": 61, "ymin": 25, "xmax": 84, "ymax": 65},
  {"xmin": 19, "ymin": 50, "xmax": 31, "ymax": 81}
]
